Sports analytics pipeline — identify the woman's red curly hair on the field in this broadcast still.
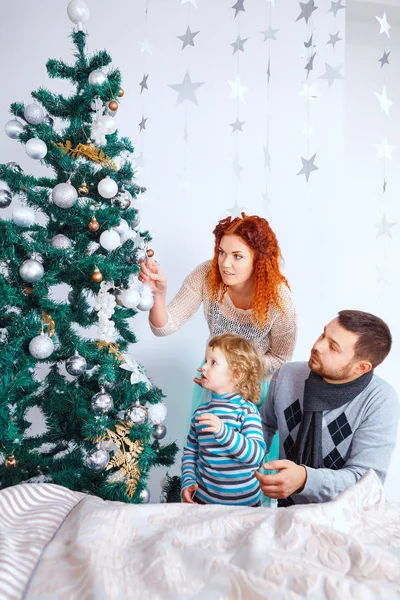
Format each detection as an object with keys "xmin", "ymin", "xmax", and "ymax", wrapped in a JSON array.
[{"xmin": 207, "ymin": 213, "xmax": 289, "ymax": 328}]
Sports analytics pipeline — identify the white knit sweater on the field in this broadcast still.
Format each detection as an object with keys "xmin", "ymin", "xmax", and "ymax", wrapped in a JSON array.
[{"xmin": 149, "ymin": 261, "xmax": 297, "ymax": 378}]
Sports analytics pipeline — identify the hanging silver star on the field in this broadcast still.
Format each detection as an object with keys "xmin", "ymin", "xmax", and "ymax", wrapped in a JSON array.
[
  {"xmin": 228, "ymin": 75, "xmax": 248, "ymax": 102},
  {"xmin": 139, "ymin": 74, "xmax": 149, "ymax": 94},
  {"xmin": 139, "ymin": 116, "xmax": 147, "ymax": 132},
  {"xmin": 261, "ymin": 26, "xmax": 279, "ymax": 41},
  {"xmin": 374, "ymin": 85, "xmax": 393, "ymax": 118},
  {"xmin": 138, "ymin": 39, "xmax": 153, "ymax": 55},
  {"xmin": 328, "ymin": 1, "xmax": 345, "ymax": 17},
  {"xmin": 297, "ymin": 154, "xmax": 318, "ymax": 182},
  {"xmin": 231, "ymin": 35, "xmax": 248, "ymax": 54},
  {"xmin": 232, "ymin": 0, "xmax": 245, "ymax": 18},
  {"xmin": 181, "ymin": 0, "xmax": 198, "ymax": 8},
  {"xmin": 376, "ymin": 12, "xmax": 391, "ymax": 39},
  {"xmin": 169, "ymin": 72, "xmax": 204, "ymax": 106},
  {"xmin": 267, "ymin": 58, "xmax": 271, "ymax": 81},
  {"xmin": 375, "ymin": 215, "xmax": 396, "ymax": 239},
  {"xmin": 177, "ymin": 26, "xmax": 199, "ymax": 50},
  {"xmin": 383, "ymin": 180, "xmax": 387, "ymax": 193},
  {"xmin": 296, "ymin": 1, "xmax": 318, "ymax": 24},
  {"xmin": 134, "ymin": 153, "xmax": 146, "ymax": 169},
  {"xmin": 230, "ymin": 118, "xmax": 245, "ymax": 132},
  {"xmin": 304, "ymin": 35, "xmax": 314, "ymax": 48},
  {"xmin": 378, "ymin": 50, "xmax": 390, "ymax": 68},
  {"xmin": 133, "ymin": 231, "xmax": 148, "ymax": 250},
  {"xmin": 232, "ymin": 152, "xmax": 243, "ymax": 179},
  {"xmin": 227, "ymin": 202, "xmax": 246, "ymax": 219},
  {"xmin": 183, "ymin": 124, "xmax": 189, "ymax": 143},
  {"xmin": 327, "ymin": 32, "xmax": 342, "ymax": 47},
  {"xmin": 319, "ymin": 63, "xmax": 344, "ymax": 87},
  {"xmin": 305, "ymin": 53, "xmax": 316, "ymax": 77}
]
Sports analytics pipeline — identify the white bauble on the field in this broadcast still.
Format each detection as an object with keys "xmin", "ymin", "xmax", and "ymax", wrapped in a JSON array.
[
  {"xmin": 101, "ymin": 115, "xmax": 117, "ymax": 135},
  {"xmin": 52, "ymin": 182, "xmax": 78, "ymax": 209},
  {"xmin": 86, "ymin": 448, "xmax": 109, "ymax": 472},
  {"xmin": 88, "ymin": 69, "xmax": 107, "ymax": 86},
  {"xmin": 137, "ymin": 294, "xmax": 154, "ymax": 311},
  {"xmin": 112, "ymin": 219, "xmax": 130, "ymax": 237},
  {"xmin": 5, "ymin": 119, "xmax": 24, "ymax": 139},
  {"xmin": 120, "ymin": 287, "xmax": 141, "ymax": 309},
  {"xmin": 67, "ymin": 0, "xmax": 90, "ymax": 26},
  {"xmin": 25, "ymin": 138, "xmax": 47, "ymax": 160},
  {"xmin": 29, "ymin": 334, "xmax": 54, "ymax": 359},
  {"xmin": 99, "ymin": 230, "xmax": 121, "ymax": 251},
  {"xmin": 12, "ymin": 206, "xmax": 35, "ymax": 227},
  {"xmin": 97, "ymin": 176, "xmax": 118, "ymax": 199},
  {"xmin": 24, "ymin": 103, "xmax": 45, "ymax": 125}
]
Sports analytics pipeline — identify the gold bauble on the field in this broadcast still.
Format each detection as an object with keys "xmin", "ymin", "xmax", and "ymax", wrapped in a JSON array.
[
  {"xmin": 5, "ymin": 455, "xmax": 17, "ymax": 468},
  {"xmin": 146, "ymin": 248, "xmax": 154, "ymax": 258},
  {"xmin": 118, "ymin": 88, "xmax": 124, "ymax": 98},
  {"xmin": 91, "ymin": 266, "xmax": 103, "ymax": 283},
  {"xmin": 78, "ymin": 181, "xmax": 89, "ymax": 195},
  {"xmin": 88, "ymin": 216, "xmax": 100, "ymax": 232},
  {"xmin": 109, "ymin": 100, "xmax": 118, "ymax": 112}
]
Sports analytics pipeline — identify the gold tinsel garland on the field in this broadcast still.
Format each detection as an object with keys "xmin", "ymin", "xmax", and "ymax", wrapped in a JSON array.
[{"xmin": 53, "ymin": 140, "xmax": 118, "ymax": 170}]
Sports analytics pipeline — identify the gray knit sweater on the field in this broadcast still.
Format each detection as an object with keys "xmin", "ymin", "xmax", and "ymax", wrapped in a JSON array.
[{"xmin": 259, "ymin": 362, "xmax": 399, "ymax": 505}]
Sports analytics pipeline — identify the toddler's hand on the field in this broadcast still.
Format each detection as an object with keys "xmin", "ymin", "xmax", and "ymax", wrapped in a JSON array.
[
  {"xmin": 182, "ymin": 483, "xmax": 198, "ymax": 504},
  {"xmin": 197, "ymin": 413, "xmax": 222, "ymax": 435}
]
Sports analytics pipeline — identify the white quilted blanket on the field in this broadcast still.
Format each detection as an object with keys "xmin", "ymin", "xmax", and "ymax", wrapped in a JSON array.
[{"xmin": 0, "ymin": 470, "xmax": 399, "ymax": 599}]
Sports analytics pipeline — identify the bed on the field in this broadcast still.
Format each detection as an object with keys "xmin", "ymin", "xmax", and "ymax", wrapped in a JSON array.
[{"xmin": 0, "ymin": 469, "xmax": 399, "ymax": 599}]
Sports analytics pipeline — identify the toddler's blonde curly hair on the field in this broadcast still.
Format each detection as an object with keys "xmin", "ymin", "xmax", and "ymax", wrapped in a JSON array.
[{"xmin": 208, "ymin": 333, "xmax": 264, "ymax": 404}]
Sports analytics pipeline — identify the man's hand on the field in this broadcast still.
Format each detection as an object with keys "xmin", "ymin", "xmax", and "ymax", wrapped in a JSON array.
[
  {"xmin": 255, "ymin": 460, "xmax": 307, "ymax": 499},
  {"xmin": 182, "ymin": 483, "xmax": 198, "ymax": 504},
  {"xmin": 197, "ymin": 413, "xmax": 222, "ymax": 435}
]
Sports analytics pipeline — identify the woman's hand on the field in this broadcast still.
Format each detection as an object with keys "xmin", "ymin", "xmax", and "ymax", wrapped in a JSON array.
[
  {"xmin": 182, "ymin": 483, "xmax": 198, "ymax": 504},
  {"xmin": 193, "ymin": 367, "xmax": 204, "ymax": 388},
  {"xmin": 138, "ymin": 257, "xmax": 167, "ymax": 296}
]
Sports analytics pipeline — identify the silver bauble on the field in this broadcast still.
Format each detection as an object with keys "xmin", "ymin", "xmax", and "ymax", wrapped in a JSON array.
[
  {"xmin": 12, "ymin": 206, "xmax": 35, "ymax": 227},
  {"xmin": 105, "ymin": 105, "xmax": 117, "ymax": 118},
  {"xmin": 5, "ymin": 119, "xmax": 24, "ymax": 139},
  {"xmin": 24, "ymin": 103, "xmax": 45, "ymax": 125},
  {"xmin": 88, "ymin": 69, "xmax": 107, "ymax": 86},
  {"xmin": 0, "ymin": 180, "xmax": 10, "ymax": 192},
  {"xmin": 66, "ymin": 350, "xmax": 87, "ymax": 376},
  {"xmin": 50, "ymin": 234, "xmax": 72, "ymax": 249},
  {"xmin": 86, "ymin": 448, "xmax": 109, "ymax": 472},
  {"xmin": 99, "ymin": 377, "xmax": 115, "ymax": 391},
  {"xmin": 19, "ymin": 258, "xmax": 44, "ymax": 283},
  {"xmin": 0, "ymin": 189, "xmax": 12, "ymax": 209},
  {"xmin": 29, "ymin": 334, "xmax": 54, "ymax": 359},
  {"xmin": 101, "ymin": 115, "xmax": 117, "ymax": 135},
  {"xmin": 52, "ymin": 182, "xmax": 78, "ymax": 209},
  {"xmin": 152, "ymin": 424, "xmax": 167, "ymax": 440},
  {"xmin": 25, "ymin": 137, "xmax": 47, "ymax": 160},
  {"xmin": 140, "ymin": 488, "xmax": 151, "ymax": 503},
  {"xmin": 6, "ymin": 162, "xmax": 23, "ymax": 172},
  {"xmin": 126, "ymin": 248, "xmax": 146, "ymax": 266},
  {"xmin": 137, "ymin": 294, "xmax": 154, "ymax": 312},
  {"xmin": 67, "ymin": 0, "xmax": 90, "ymax": 26},
  {"xmin": 91, "ymin": 387, "xmax": 114, "ymax": 414},
  {"xmin": 113, "ymin": 190, "xmax": 131, "ymax": 210},
  {"xmin": 131, "ymin": 212, "xmax": 140, "ymax": 230},
  {"xmin": 125, "ymin": 400, "xmax": 148, "ymax": 425},
  {"xmin": 97, "ymin": 176, "xmax": 118, "ymax": 199}
]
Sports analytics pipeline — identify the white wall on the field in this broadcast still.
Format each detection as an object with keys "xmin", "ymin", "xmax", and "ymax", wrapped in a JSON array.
[{"xmin": 0, "ymin": 0, "xmax": 399, "ymax": 501}]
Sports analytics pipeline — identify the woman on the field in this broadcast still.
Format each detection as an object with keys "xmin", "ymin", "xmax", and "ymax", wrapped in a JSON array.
[{"xmin": 139, "ymin": 213, "xmax": 297, "ymax": 501}]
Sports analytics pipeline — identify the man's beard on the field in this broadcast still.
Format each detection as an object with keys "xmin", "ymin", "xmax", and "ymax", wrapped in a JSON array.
[{"xmin": 308, "ymin": 353, "xmax": 354, "ymax": 381}]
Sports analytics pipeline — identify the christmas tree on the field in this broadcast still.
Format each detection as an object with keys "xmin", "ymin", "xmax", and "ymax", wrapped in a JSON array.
[{"xmin": 0, "ymin": 1, "xmax": 178, "ymax": 503}]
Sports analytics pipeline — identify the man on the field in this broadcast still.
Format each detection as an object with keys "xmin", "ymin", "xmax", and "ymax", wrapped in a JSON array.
[{"xmin": 256, "ymin": 310, "xmax": 399, "ymax": 506}]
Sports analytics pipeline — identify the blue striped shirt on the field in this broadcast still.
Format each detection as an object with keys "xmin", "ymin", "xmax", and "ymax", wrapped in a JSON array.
[{"xmin": 181, "ymin": 392, "xmax": 267, "ymax": 505}]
